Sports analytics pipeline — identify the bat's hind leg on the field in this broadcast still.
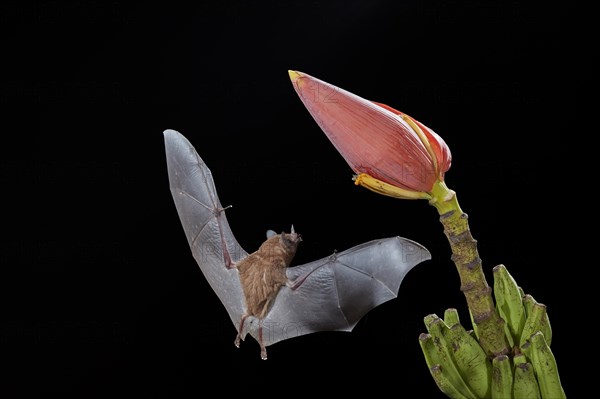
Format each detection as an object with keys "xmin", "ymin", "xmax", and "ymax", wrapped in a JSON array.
[
  {"xmin": 234, "ymin": 315, "xmax": 268, "ymax": 360},
  {"xmin": 234, "ymin": 314, "xmax": 249, "ymax": 348},
  {"xmin": 258, "ymin": 322, "xmax": 267, "ymax": 360}
]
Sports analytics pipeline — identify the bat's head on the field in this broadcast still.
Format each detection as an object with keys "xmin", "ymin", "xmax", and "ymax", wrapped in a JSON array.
[
  {"xmin": 265, "ymin": 226, "xmax": 302, "ymax": 259},
  {"xmin": 280, "ymin": 225, "xmax": 302, "ymax": 253}
]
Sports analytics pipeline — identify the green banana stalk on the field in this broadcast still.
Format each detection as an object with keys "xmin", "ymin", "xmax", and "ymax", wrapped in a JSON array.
[
  {"xmin": 522, "ymin": 332, "xmax": 565, "ymax": 399},
  {"xmin": 493, "ymin": 265, "xmax": 526, "ymax": 347},
  {"xmin": 491, "ymin": 355, "xmax": 513, "ymax": 399},
  {"xmin": 512, "ymin": 354, "xmax": 541, "ymax": 399}
]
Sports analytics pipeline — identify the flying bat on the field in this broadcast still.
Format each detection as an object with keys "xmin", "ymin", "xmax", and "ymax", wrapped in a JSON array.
[{"xmin": 163, "ymin": 129, "xmax": 431, "ymax": 359}]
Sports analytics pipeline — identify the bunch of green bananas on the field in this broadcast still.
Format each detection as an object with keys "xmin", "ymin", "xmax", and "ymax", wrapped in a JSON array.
[{"xmin": 419, "ymin": 265, "xmax": 565, "ymax": 399}]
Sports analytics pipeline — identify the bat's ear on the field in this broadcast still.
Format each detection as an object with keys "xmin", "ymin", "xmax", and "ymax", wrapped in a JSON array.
[{"xmin": 266, "ymin": 230, "xmax": 277, "ymax": 238}]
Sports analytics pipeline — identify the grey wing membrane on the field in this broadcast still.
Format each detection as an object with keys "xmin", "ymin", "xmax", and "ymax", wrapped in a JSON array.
[
  {"xmin": 251, "ymin": 237, "xmax": 431, "ymax": 347},
  {"xmin": 164, "ymin": 129, "xmax": 247, "ymax": 331}
]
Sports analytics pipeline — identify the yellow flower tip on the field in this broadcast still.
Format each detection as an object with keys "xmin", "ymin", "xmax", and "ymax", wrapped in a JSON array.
[
  {"xmin": 353, "ymin": 173, "xmax": 431, "ymax": 201},
  {"xmin": 352, "ymin": 173, "xmax": 365, "ymax": 186},
  {"xmin": 288, "ymin": 70, "xmax": 303, "ymax": 83}
]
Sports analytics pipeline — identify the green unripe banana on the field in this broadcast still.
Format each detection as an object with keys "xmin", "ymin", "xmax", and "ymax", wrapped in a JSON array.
[
  {"xmin": 420, "ymin": 334, "xmax": 470, "ymax": 399},
  {"xmin": 444, "ymin": 308, "xmax": 461, "ymax": 327},
  {"xmin": 493, "ymin": 265, "xmax": 526, "ymax": 346},
  {"xmin": 420, "ymin": 333, "xmax": 442, "ymax": 370},
  {"xmin": 430, "ymin": 365, "xmax": 472, "ymax": 399},
  {"xmin": 424, "ymin": 315, "xmax": 479, "ymax": 399},
  {"xmin": 443, "ymin": 322, "xmax": 492, "ymax": 398},
  {"xmin": 468, "ymin": 308, "xmax": 480, "ymax": 340},
  {"xmin": 512, "ymin": 353, "xmax": 527, "ymax": 366},
  {"xmin": 520, "ymin": 300, "xmax": 552, "ymax": 347},
  {"xmin": 491, "ymin": 355, "xmax": 513, "ymax": 399},
  {"xmin": 522, "ymin": 332, "xmax": 565, "ymax": 399},
  {"xmin": 512, "ymin": 358, "xmax": 541, "ymax": 399},
  {"xmin": 523, "ymin": 294, "xmax": 534, "ymax": 316},
  {"xmin": 420, "ymin": 265, "xmax": 565, "ymax": 398}
]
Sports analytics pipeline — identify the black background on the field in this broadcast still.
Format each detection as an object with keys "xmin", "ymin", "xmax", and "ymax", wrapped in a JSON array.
[{"xmin": 2, "ymin": 1, "xmax": 583, "ymax": 397}]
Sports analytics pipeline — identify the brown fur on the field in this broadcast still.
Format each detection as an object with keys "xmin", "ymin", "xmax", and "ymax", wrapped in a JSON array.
[{"xmin": 236, "ymin": 232, "xmax": 301, "ymax": 319}]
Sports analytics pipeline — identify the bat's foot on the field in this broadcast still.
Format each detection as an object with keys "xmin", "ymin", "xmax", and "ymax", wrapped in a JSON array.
[
  {"xmin": 260, "ymin": 347, "xmax": 268, "ymax": 360},
  {"xmin": 235, "ymin": 314, "xmax": 248, "ymax": 348}
]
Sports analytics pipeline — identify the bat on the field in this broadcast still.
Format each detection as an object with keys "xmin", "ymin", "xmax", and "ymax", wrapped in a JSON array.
[{"xmin": 163, "ymin": 129, "xmax": 431, "ymax": 359}]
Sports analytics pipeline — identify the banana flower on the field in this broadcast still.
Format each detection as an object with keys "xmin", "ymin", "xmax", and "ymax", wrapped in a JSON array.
[{"xmin": 288, "ymin": 70, "xmax": 450, "ymax": 201}]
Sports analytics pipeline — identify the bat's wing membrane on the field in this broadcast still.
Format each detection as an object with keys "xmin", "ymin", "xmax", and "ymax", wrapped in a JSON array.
[
  {"xmin": 164, "ymin": 129, "xmax": 247, "ymax": 330},
  {"xmin": 254, "ymin": 238, "xmax": 431, "ymax": 347}
]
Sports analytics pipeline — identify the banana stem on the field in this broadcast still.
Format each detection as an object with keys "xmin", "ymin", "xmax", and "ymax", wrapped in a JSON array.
[{"xmin": 429, "ymin": 180, "xmax": 510, "ymax": 357}]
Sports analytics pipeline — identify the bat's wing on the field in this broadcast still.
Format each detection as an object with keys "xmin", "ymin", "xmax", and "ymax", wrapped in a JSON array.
[
  {"xmin": 247, "ymin": 238, "xmax": 431, "ymax": 347},
  {"xmin": 164, "ymin": 129, "xmax": 247, "ymax": 330}
]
